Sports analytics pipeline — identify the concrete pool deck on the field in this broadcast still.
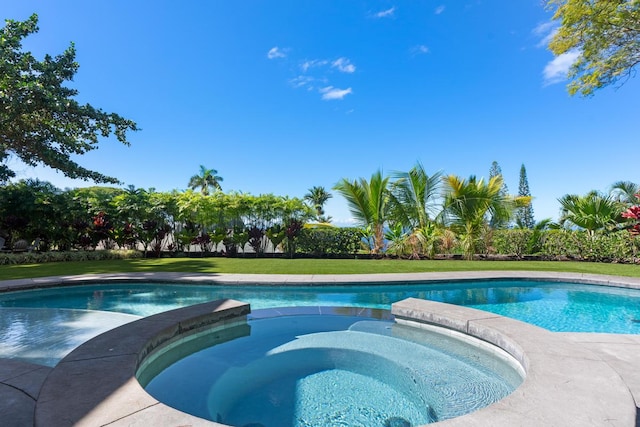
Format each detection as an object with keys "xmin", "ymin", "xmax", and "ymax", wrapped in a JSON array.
[{"xmin": 1, "ymin": 271, "xmax": 640, "ymax": 426}]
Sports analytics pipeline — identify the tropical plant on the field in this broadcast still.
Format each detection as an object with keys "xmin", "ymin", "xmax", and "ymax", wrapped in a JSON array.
[
  {"xmin": 266, "ymin": 224, "xmax": 286, "ymax": 252},
  {"xmin": 334, "ymin": 170, "xmax": 391, "ymax": 254},
  {"xmin": 488, "ymin": 161, "xmax": 511, "ymax": 228},
  {"xmin": 304, "ymin": 186, "xmax": 333, "ymax": 222},
  {"xmin": 443, "ymin": 175, "xmax": 529, "ymax": 259},
  {"xmin": 384, "ymin": 223, "xmax": 410, "ymax": 257},
  {"xmin": 388, "ymin": 163, "xmax": 443, "ymax": 257},
  {"xmin": 389, "ymin": 163, "xmax": 442, "ymax": 230},
  {"xmin": 284, "ymin": 219, "xmax": 303, "ymax": 258},
  {"xmin": 188, "ymin": 165, "xmax": 223, "ymax": 195},
  {"xmin": 558, "ymin": 191, "xmax": 624, "ymax": 236},
  {"xmin": 610, "ymin": 181, "xmax": 640, "ymax": 206}
]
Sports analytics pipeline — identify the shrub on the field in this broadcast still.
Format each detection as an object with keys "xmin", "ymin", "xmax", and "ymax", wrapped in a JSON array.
[
  {"xmin": 493, "ymin": 229, "xmax": 534, "ymax": 257},
  {"xmin": 0, "ymin": 249, "xmax": 142, "ymax": 265},
  {"xmin": 296, "ymin": 227, "xmax": 362, "ymax": 257}
]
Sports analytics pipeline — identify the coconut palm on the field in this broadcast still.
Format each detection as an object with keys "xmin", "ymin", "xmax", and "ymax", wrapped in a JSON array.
[
  {"xmin": 388, "ymin": 163, "xmax": 442, "ymax": 258},
  {"xmin": 188, "ymin": 165, "xmax": 223, "ymax": 195},
  {"xmin": 558, "ymin": 191, "xmax": 623, "ymax": 236},
  {"xmin": 304, "ymin": 186, "xmax": 333, "ymax": 222},
  {"xmin": 333, "ymin": 170, "xmax": 390, "ymax": 254},
  {"xmin": 443, "ymin": 175, "xmax": 528, "ymax": 259},
  {"xmin": 389, "ymin": 163, "xmax": 442, "ymax": 230}
]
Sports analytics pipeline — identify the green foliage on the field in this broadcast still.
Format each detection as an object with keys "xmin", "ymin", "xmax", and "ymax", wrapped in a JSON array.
[
  {"xmin": 493, "ymin": 229, "xmax": 535, "ymax": 256},
  {"xmin": 304, "ymin": 186, "xmax": 333, "ymax": 221},
  {"xmin": 334, "ymin": 170, "xmax": 390, "ymax": 254},
  {"xmin": 0, "ymin": 249, "xmax": 141, "ymax": 265},
  {"xmin": 540, "ymin": 229, "xmax": 635, "ymax": 262},
  {"xmin": 0, "ymin": 14, "xmax": 138, "ymax": 183},
  {"xmin": 547, "ymin": 0, "xmax": 640, "ymax": 96},
  {"xmin": 389, "ymin": 162, "xmax": 442, "ymax": 230},
  {"xmin": 296, "ymin": 226, "xmax": 362, "ymax": 256},
  {"xmin": 443, "ymin": 175, "xmax": 528, "ymax": 259},
  {"xmin": 558, "ymin": 191, "xmax": 623, "ymax": 235},
  {"xmin": 516, "ymin": 164, "xmax": 535, "ymax": 229},
  {"xmin": 188, "ymin": 165, "xmax": 223, "ymax": 195}
]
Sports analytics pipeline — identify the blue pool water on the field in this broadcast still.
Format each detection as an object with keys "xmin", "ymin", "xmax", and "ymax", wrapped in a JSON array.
[
  {"xmin": 1, "ymin": 280, "xmax": 640, "ymax": 333},
  {"xmin": 138, "ymin": 314, "xmax": 522, "ymax": 426}
]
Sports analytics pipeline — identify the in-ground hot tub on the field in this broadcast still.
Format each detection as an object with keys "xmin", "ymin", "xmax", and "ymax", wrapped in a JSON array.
[
  {"xmin": 33, "ymin": 298, "xmax": 636, "ymax": 427},
  {"xmin": 137, "ymin": 308, "xmax": 523, "ymax": 427}
]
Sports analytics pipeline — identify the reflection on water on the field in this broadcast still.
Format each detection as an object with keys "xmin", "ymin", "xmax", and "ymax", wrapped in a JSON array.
[
  {"xmin": 1, "ymin": 280, "xmax": 640, "ymax": 336},
  {"xmin": 0, "ymin": 307, "xmax": 139, "ymax": 366}
]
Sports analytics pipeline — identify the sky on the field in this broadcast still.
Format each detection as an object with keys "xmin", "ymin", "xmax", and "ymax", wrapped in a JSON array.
[{"xmin": 3, "ymin": 1, "xmax": 640, "ymax": 226}]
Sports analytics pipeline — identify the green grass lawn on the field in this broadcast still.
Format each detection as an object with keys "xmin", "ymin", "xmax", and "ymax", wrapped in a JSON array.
[{"xmin": 0, "ymin": 257, "xmax": 639, "ymax": 281}]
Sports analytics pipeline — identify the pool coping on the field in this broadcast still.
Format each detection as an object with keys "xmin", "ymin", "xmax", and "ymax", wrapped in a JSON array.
[{"xmin": 2, "ymin": 271, "xmax": 640, "ymax": 426}]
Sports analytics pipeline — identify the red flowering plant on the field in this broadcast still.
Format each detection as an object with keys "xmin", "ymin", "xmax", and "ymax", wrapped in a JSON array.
[{"xmin": 621, "ymin": 193, "xmax": 640, "ymax": 236}]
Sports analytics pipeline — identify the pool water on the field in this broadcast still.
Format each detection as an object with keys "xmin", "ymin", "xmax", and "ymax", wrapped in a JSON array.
[
  {"xmin": 138, "ymin": 314, "xmax": 522, "ymax": 426},
  {"xmin": 0, "ymin": 307, "xmax": 139, "ymax": 366},
  {"xmin": 1, "ymin": 280, "xmax": 640, "ymax": 333}
]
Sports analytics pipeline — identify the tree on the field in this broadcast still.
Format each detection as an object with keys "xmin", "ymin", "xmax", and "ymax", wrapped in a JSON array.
[
  {"xmin": 390, "ymin": 162, "xmax": 442, "ymax": 230},
  {"xmin": 388, "ymin": 163, "xmax": 443, "ymax": 258},
  {"xmin": 515, "ymin": 164, "xmax": 535, "ymax": 229},
  {"xmin": 547, "ymin": 0, "xmax": 640, "ymax": 96},
  {"xmin": 443, "ymin": 175, "xmax": 529, "ymax": 259},
  {"xmin": 333, "ymin": 170, "xmax": 390, "ymax": 254},
  {"xmin": 610, "ymin": 180, "xmax": 640, "ymax": 205},
  {"xmin": 558, "ymin": 191, "xmax": 623, "ymax": 235},
  {"xmin": 304, "ymin": 186, "xmax": 332, "ymax": 222},
  {"xmin": 0, "ymin": 14, "xmax": 138, "ymax": 183},
  {"xmin": 488, "ymin": 161, "xmax": 510, "ymax": 228},
  {"xmin": 188, "ymin": 165, "xmax": 223, "ymax": 195}
]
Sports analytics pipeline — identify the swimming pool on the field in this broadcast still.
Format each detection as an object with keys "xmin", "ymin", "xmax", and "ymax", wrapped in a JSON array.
[
  {"xmin": 2, "ymin": 278, "xmax": 640, "ymax": 366},
  {"xmin": 1, "ymin": 279, "xmax": 640, "ymax": 333}
]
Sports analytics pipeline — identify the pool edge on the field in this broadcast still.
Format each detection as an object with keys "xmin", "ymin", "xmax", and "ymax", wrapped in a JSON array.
[{"xmin": 31, "ymin": 293, "xmax": 638, "ymax": 427}]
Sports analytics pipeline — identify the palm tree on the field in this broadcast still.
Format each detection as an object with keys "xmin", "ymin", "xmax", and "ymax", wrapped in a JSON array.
[
  {"xmin": 304, "ymin": 186, "xmax": 332, "ymax": 222},
  {"xmin": 188, "ymin": 165, "xmax": 223, "ymax": 195},
  {"xmin": 558, "ymin": 191, "xmax": 623, "ymax": 236},
  {"xmin": 333, "ymin": 170, "xmax": 390, "ymax": 254},
  {"xmin": 610, "ymin": 181, "xmax": 640, "ymax": 205},
  {"xmin": 389, "ymin": 163, "xmax": 442, "ymax": 230},
  {"xmin": 443, "ymin": 175, "xmax": 528, "ymax": 259},
  {"xmin": 388, "ymin": 163, "xmax": 442, "ymax": 258}
]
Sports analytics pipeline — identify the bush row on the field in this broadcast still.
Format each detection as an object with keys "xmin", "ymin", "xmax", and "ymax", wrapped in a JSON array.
[
  {"xmin": 492, "ymin": 229, "xmax": 638, "ymax": 262},
  {"xmin": 0, "ymin": 249, "xmax": 142, "ymax": 265},
  {"xmin": 2, "ymin": 228, "xmax": 639, "ymax": 264}
]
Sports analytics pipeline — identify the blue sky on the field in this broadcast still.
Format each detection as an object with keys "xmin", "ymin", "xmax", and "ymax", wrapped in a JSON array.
[{"xmin": 4, "ymin": 1, "xmax": 640, "ymax": 225}]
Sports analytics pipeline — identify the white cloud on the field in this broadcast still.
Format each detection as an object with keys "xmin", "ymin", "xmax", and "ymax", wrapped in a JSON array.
[
  {"xmin": 543, "ymin": 50, "xmax": 580, "ymax": 85},
  {"xmin": 411, "ymin": 45, "xmax": 430, "ymax": 55},
  {"xmin": 300, "ymin": 59, "xmax": 328, "ymax": 72},
  {"xmin": 332, "ymin": 57, "xmax": 356, "ymax": 73},
  {"xmin": 267, "ymin": 46, "xmax": 287, "ymax": 59},
  {"xmin": 320, "ymin": 86, "xmax": 353, "ymax": 100},
  {"xmin": 532, "ymin": 21, "xmax": 559, "ymax": 48},
  {"xmin": 435, "ymin": 5, "xmax": 445, "ymax": 14},
  {"xmin": 289, "ymin": 75, "xmax": 313, "ymax": 88},
  {"xmin": 374, "ymin": 7, "xmax": 396, "ymax": 18}
]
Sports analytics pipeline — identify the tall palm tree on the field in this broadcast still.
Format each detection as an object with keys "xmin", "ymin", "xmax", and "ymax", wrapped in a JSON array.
[
  {"xmin": 304, "ymin": 186, "xmax": 332, "ymax": 221},
  {"xmin": 333, "ymin": 170, "xmax": 390, "ymax": 254},
  {"xmin": 558, "ymin": 191, "xmax": 623, "ymax": 236},
  {"xmin": 188, "ymin": 165, "xmax": 223, "ymax": 195},
  {"xmin": 443, "ymin": 175, "xmax": 528, "ymax": 259}
]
